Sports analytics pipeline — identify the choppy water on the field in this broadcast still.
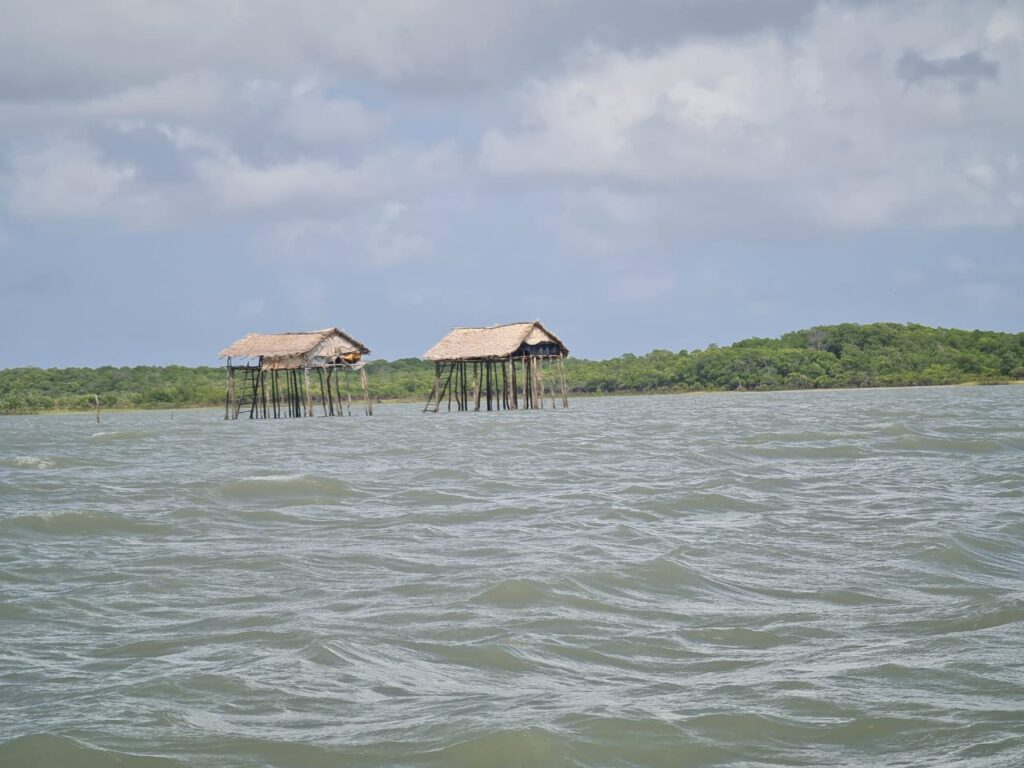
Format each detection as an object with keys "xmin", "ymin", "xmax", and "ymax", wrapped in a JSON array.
[{"xmin": 1, "ymin": 387, "xmax": 1023, "ymax": 767}]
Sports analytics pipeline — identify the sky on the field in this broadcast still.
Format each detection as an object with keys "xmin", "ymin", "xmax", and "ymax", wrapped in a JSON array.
[{"xmin": 1, "ymin": 0, "xmax": 1022, "ymax": 367}]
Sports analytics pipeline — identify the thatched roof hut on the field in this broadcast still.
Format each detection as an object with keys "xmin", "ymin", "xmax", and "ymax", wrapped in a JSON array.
[
  {"xmin": 219, "ymin": 327, "xmax": 369, "ymax": 371},
  {"xmin": 219, "ymin": 328, "xmax": 372, "ymax": 420},
  {"xmin": 424, "ymin": 321, "xmax": 568, "ymax": 362},
  {"xmin": 422, "ymin": 321, "xmax": 569, "ymax": 413}
]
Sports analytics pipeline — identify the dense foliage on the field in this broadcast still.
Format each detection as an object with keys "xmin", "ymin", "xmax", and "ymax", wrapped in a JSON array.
[{"xmin": 1, "ymin": 323, "xmax": 1021, "ymax": 413}]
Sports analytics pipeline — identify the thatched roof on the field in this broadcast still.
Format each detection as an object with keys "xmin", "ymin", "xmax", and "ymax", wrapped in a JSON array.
[
  {"xmin": 423, "ymin": 321, "xmax": 568, "ymax": 361},
  {"xmin": 219, "ymin": 328, "xmax": 370, "ymax": 360}
]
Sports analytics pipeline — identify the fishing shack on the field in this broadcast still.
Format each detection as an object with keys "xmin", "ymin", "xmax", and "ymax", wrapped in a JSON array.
[
  {"xmin": 219, "ymin": 328, "xmax": 372, "ymax": 419},
  {"xmin": 422, "ymin": 321, "xmax": 569, "ymax": 412}
]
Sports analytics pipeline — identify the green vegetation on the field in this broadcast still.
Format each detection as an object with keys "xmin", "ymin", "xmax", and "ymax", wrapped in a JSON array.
[
  {"xmin": 566, "ymin": 323, "xmax": 1024, "ymax": 394},
  {"xmin": 1, "ymin": 323, "xmax": 1021, "ymax": 414}
]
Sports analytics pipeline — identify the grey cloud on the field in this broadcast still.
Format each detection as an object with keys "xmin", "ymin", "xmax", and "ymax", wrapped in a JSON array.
[
  {"xmin": 0, "ymin": 1, "xmax": 822, "ymax": 102},
  {"xmin": 896, "ymin": 50, "xmax": 1000, "ymax": 90}
]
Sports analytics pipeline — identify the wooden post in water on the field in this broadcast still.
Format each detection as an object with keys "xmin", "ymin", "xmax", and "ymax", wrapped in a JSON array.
[
  {"xmin": 94, "ymin": 394, "xmax": 100, "ymax": 424},
  {"xmin": 521, "ymin": 357, "xmax": 529, "ymax": 410},
  {"xmin": 226, "ymin": 362, "xmax": 236, "ymax": 420},
  {"xmin": 303, "ymin": 367, "xmax": 313, "ymax": 417},
  {"xmin": 317, "ymin": 368, "xmax": 328, "ymax": 416},
  {"xmin": 558, "ymin": 356, "xmax": 569, "ymax": 408},
  {"xmin": 549, "ymin": 358, "xmax": 557, "ymax": 409},
  {"xmin": 224, "ymin": 359, "xmax": 232, "ymax": 420},
  {"xmin": 537, "ymin": 359, "xmax": 546, "ymax": 409},
  {"xmin": 360, "ymin": 367, "xmax": 372, "ymax": 415},
  {"xmin": 427, "ymin": 362, "xmax": 440, "ymax": 413}
]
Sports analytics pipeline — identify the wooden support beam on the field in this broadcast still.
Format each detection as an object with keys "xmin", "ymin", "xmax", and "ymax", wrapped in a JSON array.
[
  {"xmin": 558, "ymin": 355, "xmax": 569, "ymax": 408},
  {"xmin": 427, "ymin": 362, "xmax": 441, "ymax": 412},
  {"xmin": 303, "ymin": 367, "xmax": 313, "ymax": 417},
  {"xmin": 225, "ymin": 362, "xmax": 234, "ymax": 420},
  {"xmin": 360, "ymin": 367, "xmax": 372, "ymax": 415}
]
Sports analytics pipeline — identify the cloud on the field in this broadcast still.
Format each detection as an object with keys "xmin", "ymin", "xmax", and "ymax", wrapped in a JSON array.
[
  {"xmin": 896, "ymin": 50, "xmax": 999, "ymax": 90},
  {"xmin": 193, "ymin": 141, "xmax": 461, "ymax": 214},
  {"xmin": 4, "ymin": 140, "xmax": 142, "ymax": 220},
  {"xmin": 1, "ymin": 0, "xmax": 1021, "ymax": 255},
  {"xmin": 0, "ymin": 1, "xmax": 824, "ymax": 102},
  {"xmin": 276, "ymin": 88, "xmax": 385, "ymax": 145},
  {"xmin": 480, "ymin": 1, "xmax": 1024, "ymax": 230},
  {"xmin": 261, "ymin": 201, "xmax": 438, "ymax": 270}
]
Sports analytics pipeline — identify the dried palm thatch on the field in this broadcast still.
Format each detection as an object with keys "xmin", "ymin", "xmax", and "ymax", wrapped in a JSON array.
[
  {"xmin": 220, "ymin": 328, "xmax": 374, "ymax": 421},
  {"xmin": 219, "ymin": 328, "xmax": 370, "ymax": 366},
  {"xmin": 423, "ymin": 321, "xmax": 568, "ymax": 361}
]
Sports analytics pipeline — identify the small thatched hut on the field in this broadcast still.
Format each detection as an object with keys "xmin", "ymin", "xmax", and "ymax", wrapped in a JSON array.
[
  {"xmin": 422, "ymin": 321, "xmax": 569, "ymax": 412},
  {"xmin": 219, "ymin": 328, "xmax": 372, "ymax": 419}
]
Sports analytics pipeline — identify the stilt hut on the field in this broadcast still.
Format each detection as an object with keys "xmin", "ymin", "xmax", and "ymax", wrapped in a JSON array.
[
  {"xmin": 422, "ymin": 321, "xmax": 569, "ymax": 412},
  {"xmin": 219, "ymin": 328, "xmax": 372, "ymax": 419}
]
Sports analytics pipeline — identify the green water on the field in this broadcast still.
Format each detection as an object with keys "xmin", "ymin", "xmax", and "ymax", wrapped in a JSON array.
[{"xmin": 1, "ymin": 387, "xmax": 1022, "ymax": 767}]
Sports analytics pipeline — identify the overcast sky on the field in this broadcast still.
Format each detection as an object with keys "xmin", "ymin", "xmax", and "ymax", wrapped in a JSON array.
[{"xmin": 1, "ymin": 0, "xmax": 1021, "ymax": 366}]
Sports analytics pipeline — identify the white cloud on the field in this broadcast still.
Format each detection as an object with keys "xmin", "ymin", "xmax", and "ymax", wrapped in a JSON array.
[
  {"xmin": 194, "ymin": 142, "xmax": 461, "ymax": 213},
  {"xmin": 242, "ymin": 80, "xmax": 386, "ymax": 145},
  {"xmin": 261, "ymin": 201, "xmax": 435, "ymax": 270},
  {"xmin": 480, "ymin": 1, "xmax": 1024, "ymax": 230},
  {"xmin": 5, "ymin": 140, "xmax": 139, "ymax": 219},
  {"xmin": 80, "ymin": 72, "xmax": 226, "ymax": 119}
]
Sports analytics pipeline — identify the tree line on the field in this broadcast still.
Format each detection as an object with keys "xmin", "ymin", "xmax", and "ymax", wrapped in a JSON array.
[{"xmin": 1, "ymin": 323, "xmax": 1021, "ymax": 414}]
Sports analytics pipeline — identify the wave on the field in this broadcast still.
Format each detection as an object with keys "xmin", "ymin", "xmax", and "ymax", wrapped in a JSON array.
[
  {"xmin": 473, "ymin": 578, "xmax": 549, "ymax": 606},
  {"xmin": 88, "ymin": 430, "xmax": 156, "ymax": 442},
  {"xmin": 0, "ymin": 509, "xmax": 171, "ymax": 536},
  {"xmin": 216, "ymin": 474, "xmax": 357, "ymax": 502},
  {"xmin": 0, "ymin": 455, "xmax": 59, "ymax": 470},
  {"xmin": 427, "ymin": 727, "xmax": 569, "ymax": 767},
  {"xmin": 0, "ymin": 734, "xmax": 184, "ymax": 767},
  {"xmin": 0, "ymin": 455, "xmax": 111, "ymax": 472},
  {"xmin": 881, "ymin": 435, "xmax": 1008, "ymax": 455}
]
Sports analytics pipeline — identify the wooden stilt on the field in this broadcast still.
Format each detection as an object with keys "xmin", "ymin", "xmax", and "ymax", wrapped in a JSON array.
[
  {"xmin": 558, "ymin": 356, "xmax": 569, "ymax": 408},
  {"xmin": 521, "ymin": 357, "xmax": 529, "ymax": 410},
  {"xmin": 532, "ymin": 357, "xmax": 540, "ymax": 409},
  {"xmin": 511, "ymin": 358, "xmax": 518, "ymax": 409},
  {"xmin": 225, "ymin": 360, "xmax": 233, "ymax": 420},
  {"xmin": 427, "ymin": 362, "xmax": 441, "ymax": 413},
  {"xmin": 317, "ymin": 368, "xmax": 328, "ymax": 416},
  {"xmin": 550, "ymin": 362, "xmax": 557, "ymax": 409},
  {"xmin": 360, "ymin": 367, "xmax": 372, "ymax": 415},
  {"xmin": 485, "ymin": 361, "xmax": 492, "ymax": 411},
  {"xmin": 303, "ymin": 367, "xmax": 313, "ymax": 417},
  {"xmin": 335, "ymin": 367, "xmax": 344, "ymax": 415},
  {"xmin": 537, "ymin": 359, "xmax": 546, "ymax": 409}
]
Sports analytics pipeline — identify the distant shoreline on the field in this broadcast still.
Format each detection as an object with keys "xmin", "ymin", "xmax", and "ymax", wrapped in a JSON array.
[
  {"xmin": 4, "ymin": 379, "xmax": 1020, "ymax": 417},
  {"xmin": 3, "ymin": 323, "xmax": 1021, "ymax": 415}
]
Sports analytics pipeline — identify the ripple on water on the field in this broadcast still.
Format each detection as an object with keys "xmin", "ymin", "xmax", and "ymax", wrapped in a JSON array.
[
  {"xmin": 0, "ymin": 509, "xmax": 172, "ymax": 537},
  {"xmin": 0, "ymin": 734, "xmax": 185, "ymax": 767},
  {"xmin": 216, "ymin": 474, "xmax": 361, "ymax": 505},
  {"xmin": 1, "ymin": 388, "xmax": 1022, "ymax": 767}
]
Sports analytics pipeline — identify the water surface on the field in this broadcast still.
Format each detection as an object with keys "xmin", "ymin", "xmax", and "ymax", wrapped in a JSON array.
[{"xmin": 2, "ymin": 387, "xmax": 1023, "ymax": 766}]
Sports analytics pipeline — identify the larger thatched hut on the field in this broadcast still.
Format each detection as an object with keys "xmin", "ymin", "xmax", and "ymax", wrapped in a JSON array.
[
  {"xmin": 219, "ymin": 328, "xmax": 372, "ymax": 419},
  {"xmin": 422, "ymin": 321, "xmax": 569, "ymax": 412}
]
